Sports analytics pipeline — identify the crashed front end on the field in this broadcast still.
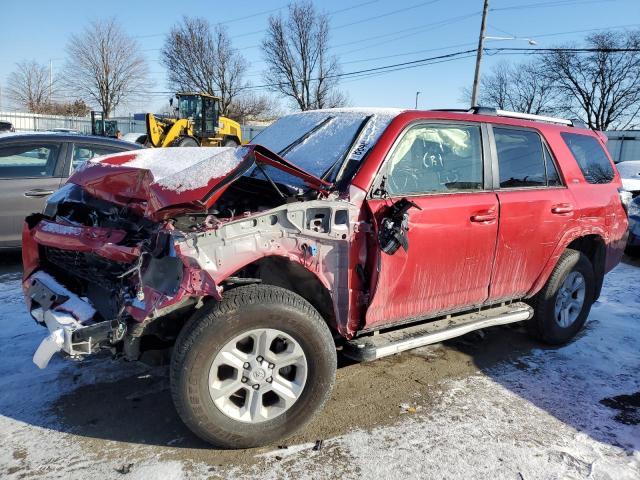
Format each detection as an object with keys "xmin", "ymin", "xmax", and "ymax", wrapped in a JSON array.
[
  {"xmin": 23, "ymin": 187, "xmax": 220, "ymax": 369},
  {"xmin": 22, "ymin": 144, "xmax": 356, "ymax": 368}
]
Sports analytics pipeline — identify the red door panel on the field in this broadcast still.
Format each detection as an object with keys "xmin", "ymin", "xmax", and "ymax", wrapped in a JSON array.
[
  {"xmin": 488, "ymin": 188, "xmax": 576, "ymax": 301},
  {"xmin": 365, "ymin": 192, "xmax": 499, "ymax": 328}
]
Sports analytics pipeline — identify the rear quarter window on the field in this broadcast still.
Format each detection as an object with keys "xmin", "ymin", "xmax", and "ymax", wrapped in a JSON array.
[{"xmin": 561, "ymin": 132, "xmax": 615, "ymax": 184}]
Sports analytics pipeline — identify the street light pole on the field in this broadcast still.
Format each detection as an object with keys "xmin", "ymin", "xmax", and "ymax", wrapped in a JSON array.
[
  {"xmin": 415, "ymin": 91, "xmax": 421, "ymax": 109},
  {"xmin": 470, "ymin": 0, "xmax": 490, "ymax": 108}
]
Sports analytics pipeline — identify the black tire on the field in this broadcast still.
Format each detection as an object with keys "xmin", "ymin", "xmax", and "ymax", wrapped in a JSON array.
[
  {"xmin": 172, "ymin": 136, "xmax": 199, "ymax": 147},
  {"xmin": 223, "ymin": 137, "xmax": 239, "ymax": 147},
  {"xmin": 527, "ymin": 249, "xmax": 596, "ymax": 345},
  {"xmin": 170, "ymin": 284, "xmax": 336, "ymax": 449}
]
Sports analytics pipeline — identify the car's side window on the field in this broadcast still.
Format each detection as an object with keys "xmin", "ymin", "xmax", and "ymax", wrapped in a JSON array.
[
  {"xmin": 72, "ymin": 144, "xmax": 121, "ymax": 170},
  {"xmin": 494, "ymin": 127, "xmax": 561, "ymax": 188},
  {"xmin": 0, "ymin": 144, "xmax": 61, "ymax": 178},
  {"xmin": 385, "ymin": 124, "xmax": 483, "ymax": 196},
  {"xmin": 560, "ymin": 132, "xmax": 615, "ymax": 184},
  {"xmin": 543, "ymin": 143, "xmax": 562, "ymax": 186}
]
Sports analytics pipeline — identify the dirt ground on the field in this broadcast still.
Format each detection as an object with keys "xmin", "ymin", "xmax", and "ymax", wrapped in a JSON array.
[{"xmin": 1, "ymin": 252, "xmax": 639, "ymax": 479}]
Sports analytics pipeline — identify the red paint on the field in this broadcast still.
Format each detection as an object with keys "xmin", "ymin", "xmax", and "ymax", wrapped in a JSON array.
[
  {"xmin": 32, "ymin": 220, "xmax": 139, "ymax": 263},
  {"xmin": 365, "ymin": 193, "xmax": 499, "ymax": 328}
]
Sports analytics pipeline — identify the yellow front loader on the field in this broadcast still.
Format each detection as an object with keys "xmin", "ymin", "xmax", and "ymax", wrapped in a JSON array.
[{"xmin": 145, "ymin": 92, "xmax": 243, "ymax": 148}]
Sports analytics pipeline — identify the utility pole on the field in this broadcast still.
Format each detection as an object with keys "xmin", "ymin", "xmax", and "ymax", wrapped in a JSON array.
[
  {"xmin": 471, "ymin": 0, "xmax": 490, "ymax": 108},
  {"xmin": 415, "ymin": 91, "xmax": 421, "ymax": 109}
]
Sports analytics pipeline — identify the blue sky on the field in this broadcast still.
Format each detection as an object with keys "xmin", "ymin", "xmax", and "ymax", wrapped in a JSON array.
[{"xmin": 1, "ymin": 0, "xmax": 639, "ymax": 115}]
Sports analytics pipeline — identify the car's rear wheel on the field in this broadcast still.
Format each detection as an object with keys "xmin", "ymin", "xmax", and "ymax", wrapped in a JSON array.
[
  {"xmin": 170, "ymin": 284, "xmax": 336, "ymax": 448},
  {"xmin": 527, "ymin": 249, "xmax": 595, "ymax": 345}
]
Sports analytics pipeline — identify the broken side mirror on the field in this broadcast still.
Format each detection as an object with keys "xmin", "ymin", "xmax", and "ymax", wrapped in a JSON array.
[{"xmin": 378, "ymin": 198, "xmax": 422, "ymax": 255}]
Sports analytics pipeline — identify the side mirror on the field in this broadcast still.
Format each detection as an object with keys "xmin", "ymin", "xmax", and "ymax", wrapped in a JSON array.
[
  {"xmin": 169, "ymin": 98, "xmax": 173, "ymax": 107},
  {"xmin": 378, "ymin": 198, "xmax": 422, "ymax": 255}
]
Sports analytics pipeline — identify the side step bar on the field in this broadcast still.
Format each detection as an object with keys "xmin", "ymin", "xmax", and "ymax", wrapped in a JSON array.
[{"xmin": 343, "ymin": 302, "xmax": 533, "ymax": 362}]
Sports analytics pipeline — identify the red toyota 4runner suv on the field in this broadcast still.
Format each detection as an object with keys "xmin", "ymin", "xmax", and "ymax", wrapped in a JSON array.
[{"xmin": 22, "ymin": 107, "xmax": 629, "ymax": 448}]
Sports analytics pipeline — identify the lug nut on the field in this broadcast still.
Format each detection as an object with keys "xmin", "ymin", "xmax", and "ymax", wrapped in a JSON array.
[
  {"xmin": 243, "ymin": 362, "xmax": 250, "ymax": 369},
  {"xmin": 256, "ymin": 356, "xmax": 263, "ymax": 363},
  {"xmin": 268, "ymin": 363, "xmax": 275, "ymax": 369},
  {"xmin": 252, "ymin": 384, "xmax": 260, "ymax": 390},
  {"xmin": 266, "ymin": 377, "xmax": 272, "ymax": 383},
  {"xmin": 241, "ymin": 376, "xmax": 248, "ymax": 383}
]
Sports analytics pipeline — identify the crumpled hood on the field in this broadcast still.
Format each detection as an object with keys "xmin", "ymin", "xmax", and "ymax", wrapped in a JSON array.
[{"xmin": 68, "ymin": 145, "xmax": 332, "ymax": 220}]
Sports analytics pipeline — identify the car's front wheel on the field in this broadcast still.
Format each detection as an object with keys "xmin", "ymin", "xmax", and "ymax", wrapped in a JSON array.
[
  {"xmin": 527, "ymin": 249, "xmax": 595, "ymax": 345},
  {"xmin": 170, "ymin": 284, "xmax": 336, "ymax": 448}
]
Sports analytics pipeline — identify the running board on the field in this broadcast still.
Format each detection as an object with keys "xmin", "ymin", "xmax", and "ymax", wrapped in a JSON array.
[{"xmin": 343, "ymin": 302, "xmax": 533, "ymax": 362}]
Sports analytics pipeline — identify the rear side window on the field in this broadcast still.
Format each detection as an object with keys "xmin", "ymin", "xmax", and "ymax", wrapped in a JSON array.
[
  {"xmin": 561, "ymin": 132, "xmax": 614, "ymax": 184},
  {"xmin": 0, "ymin": 143, "xmax": 60, "ymax": 178},
  {"xmin": 494, "ymin": 128, "xmax": 560, "ymax": 188},
  {"xmin": 72, "ymin": 144, "xmax": 122, "ymax": 170}
]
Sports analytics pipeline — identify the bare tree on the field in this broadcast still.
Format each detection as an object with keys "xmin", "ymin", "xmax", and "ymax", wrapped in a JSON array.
[
  {"xmin": 541, "ymin": 30, "xmax": 640, "ymax": 130},
  {"xmin": 41, "ymin": 100, "xmax": 91, "ymax": 117},
  {"xmin": 226, "ymin": 93, "xmax": 280, "ymax": 123},
  {"xmin": 64, "ymin": 18, "xmax": 148, "ymax": 117},
  {"xmin": 161, "ymin": 17, "xmax": 248, "ymax": 116},
  {"xmin": 262, "ymin": 1, "xmax": 347, "ymax": 110},
  {"xmin": 6, "ymin": 60, "xmax": 54, "ymax": 113},
  {"xmin": 463, "ymin": 60, "xmax": 558, "ymax": 115}
]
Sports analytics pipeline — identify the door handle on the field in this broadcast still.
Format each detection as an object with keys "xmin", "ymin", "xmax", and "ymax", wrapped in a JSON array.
[
  {"xmin": 24, "ymin": 189, "xmax": 55, "ymax": 198},
  {"xmin": 470, "ymin": 212, "xmax": 497, "ymax": 223},
  {"xmin": 551, "ymin": 204, "xmax": 573, "ymax": 215}
]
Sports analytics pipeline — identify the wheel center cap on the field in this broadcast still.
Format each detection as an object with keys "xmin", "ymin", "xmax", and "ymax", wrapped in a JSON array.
[{"xmin": 252, "ymin": 368, "xmax": 266, "ymax": 381}]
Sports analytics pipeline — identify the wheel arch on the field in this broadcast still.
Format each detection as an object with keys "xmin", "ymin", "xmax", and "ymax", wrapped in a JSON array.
[
  {"xmin": 222, "ymin": 255, "xmax": 338, "ymax": 333},
  {"xmin": 528, "ymin": 230, "xmax": 607, "ymax": 300}
]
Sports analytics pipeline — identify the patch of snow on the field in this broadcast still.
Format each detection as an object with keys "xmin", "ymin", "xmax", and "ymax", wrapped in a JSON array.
[
  {"xmin": 617, "ymin": 161, "xmax": 640, "ymax": 192},
  {"xmin": 30, "ymin": 271, "xmax": 96, "ymax": 323},
  {"xmin": 40, "ymin": 222, "xmax": 82, "ymax": 236},
  {"xmin": 1, "ymin": 261, "xmax": 639, "ymax": 478},
  {"xmin": 95, "ymin": 147, "xmax": 249, "ymax": 193}
]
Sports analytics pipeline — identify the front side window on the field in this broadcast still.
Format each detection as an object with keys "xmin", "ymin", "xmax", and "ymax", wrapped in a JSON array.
[
  {"xmin": 385, "ymin": 124, "xmax": 483, "ymax": 195},
  {"xmin": 561, "ymin": 132, "xmax": 615, "ymax": 184},
  {"xmin": 0, "ymin": 143, "xmax": 60, "ymax": 178}
]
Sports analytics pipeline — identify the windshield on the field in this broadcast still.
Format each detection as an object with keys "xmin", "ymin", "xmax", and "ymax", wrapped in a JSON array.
[{"xmin": 250, "ymin": 109, "xmax": 400, "ymax": 189}]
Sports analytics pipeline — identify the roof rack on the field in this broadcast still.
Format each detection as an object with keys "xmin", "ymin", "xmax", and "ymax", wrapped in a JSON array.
[{"xmin": 430, "ymin": 107, "xmax": 586, "ymax": 128}]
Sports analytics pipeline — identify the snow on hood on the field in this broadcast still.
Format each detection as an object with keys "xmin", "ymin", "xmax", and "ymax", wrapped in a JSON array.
[
  {"xmin": 99, "ymin": 147, "xmax": 249, "ymax": 193},
  {"xmin": 616, "ymin": 160, "xmax": 640, "ymax": 192},
  {"xmin": 68, "ymin": 147, "xmax": 254, "ymax": 219},
  {"xmin": 68, "ymin": 144, "xmax": 331, "ymax": 220}
]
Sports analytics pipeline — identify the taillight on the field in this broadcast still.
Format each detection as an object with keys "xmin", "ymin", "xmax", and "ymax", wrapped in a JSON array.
[{"xmin": 618, "ymin": 188, "xmax": 632, "ymax": 214}]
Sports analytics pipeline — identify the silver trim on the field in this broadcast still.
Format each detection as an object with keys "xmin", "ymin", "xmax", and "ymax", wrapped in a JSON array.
[{"xmin": 494, "ymin": 109, "xmax": 573, "ymax": 126}]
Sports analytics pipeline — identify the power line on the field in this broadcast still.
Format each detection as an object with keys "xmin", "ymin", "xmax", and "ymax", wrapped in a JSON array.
[
  {"xmin": 491, "ymin": 0, "xmax": 617, "ymax": 12},
  {"xmin": 333, "ymin": 0, "xmax": 441, "ymax": 29}
]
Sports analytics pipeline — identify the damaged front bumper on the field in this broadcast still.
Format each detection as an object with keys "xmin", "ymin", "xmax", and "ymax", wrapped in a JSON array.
[{"xmin": 27, "ymin": 271, "xmax": 118, "ymax": 369}]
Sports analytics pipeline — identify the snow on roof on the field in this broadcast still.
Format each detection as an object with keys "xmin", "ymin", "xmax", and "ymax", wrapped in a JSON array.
[{"xmin": 95, "ymin": 146, "xmax": 249, "ymax": 193}]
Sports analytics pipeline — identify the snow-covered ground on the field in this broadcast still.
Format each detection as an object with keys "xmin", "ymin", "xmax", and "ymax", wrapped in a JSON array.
[{"xmin": 0, "ymin": 259, "xmax": 638, "ymax": 479}]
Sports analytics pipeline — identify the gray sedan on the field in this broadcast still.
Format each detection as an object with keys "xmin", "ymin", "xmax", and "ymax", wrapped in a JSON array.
[{"xmin": 0, "ymin": 132, "xmax": 143, "ymax": 248}]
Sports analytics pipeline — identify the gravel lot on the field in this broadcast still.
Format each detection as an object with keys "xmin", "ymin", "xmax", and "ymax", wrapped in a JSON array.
[{"xmin": 1, "ymin": 252, "xmax": 638, "ymax": 479}]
